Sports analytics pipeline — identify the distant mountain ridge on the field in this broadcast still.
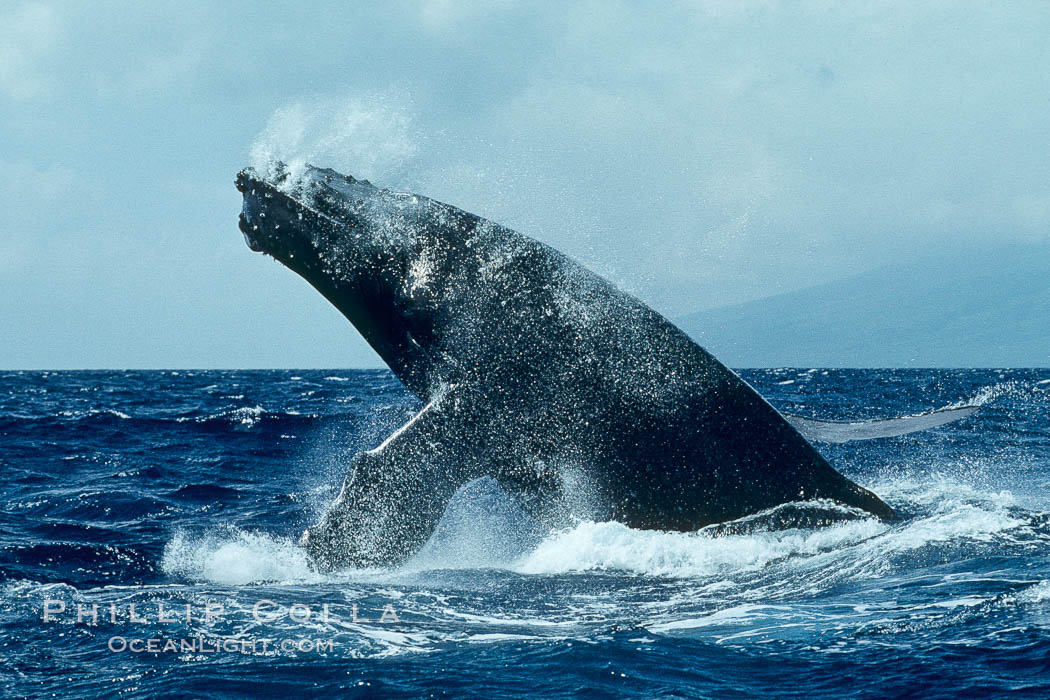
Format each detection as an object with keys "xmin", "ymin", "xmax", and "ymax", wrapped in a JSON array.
[{"xmin": 677, "ymin": 244, "xmax": 1050, "ymax": 367}]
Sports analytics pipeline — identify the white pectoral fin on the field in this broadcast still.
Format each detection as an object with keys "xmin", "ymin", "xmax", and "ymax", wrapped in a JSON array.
[
  {"xmin": 306, "ymin": 385, "xmax": 475, "ymax": 568},
  {"xmin": 785, "ymin": 405, "xmax": 979, "ymax": 443},
  {"xmin": 366, "ymin": 394, "xmax": 442, "ymax": 456}
]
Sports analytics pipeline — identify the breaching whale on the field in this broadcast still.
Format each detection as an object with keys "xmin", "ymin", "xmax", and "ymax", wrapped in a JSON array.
[{"xmin": 236, "ymin": 162, "xmax": 901, "ymax": 570}]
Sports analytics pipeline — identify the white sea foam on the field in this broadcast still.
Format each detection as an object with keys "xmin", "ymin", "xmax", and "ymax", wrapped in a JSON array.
[
  {"xmin": 512, "ymin": 475, "xmax": 1033, "ymax": 580},
  {"xmin": 948, "ymin": 381, "xmax": 1018, "ymax": 409},
  {"xmin": 161, "ymin": 529, "xmax": 318, "ymax": 585},
  {"xmin": 160, "ymin": 475, "xmax": 1038, "ymax": 592},
  {"xmin": 1020, "ymin": 580, "xmax": 1050, "ymax": 603},
  {"xmin": 226, "ymin": 405, "xmax": 266, "ymax": 428},
  {"xmin": 512, "ymin": 518, "xmax": 887, "ymax": 578},
  {"xmin": 56, "ymin": 408, "xmax": 131, "ymax": 420},
  {"xmin": 646, "ymin": 604, "xmax": 791, "ymax": 633},
  {"xmin": 160, "ymin": 479, "xmax": 536, "ymax": 585},
  {"xmin": 174, "ymin": 405, "xmax": 271, "ymax": 428}
]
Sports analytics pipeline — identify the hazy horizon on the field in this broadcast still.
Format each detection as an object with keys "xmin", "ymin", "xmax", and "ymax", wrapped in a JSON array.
[{"xmin": 12, "ymin": 239, "xmax": 1050, "ymax": 370}]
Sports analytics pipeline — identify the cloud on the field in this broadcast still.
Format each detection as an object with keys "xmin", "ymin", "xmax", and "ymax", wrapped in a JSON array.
[
  {"xmin": 415, "ymin": 0, "xmax": 518, "ymax": 33},
  {"xmin": 0, "ymin": 2, "xmax": 62, "ymax": 100},
  {"xmin": 0, "ymin": 159, "xmax": 78, "ymax": 229},
  {"xmin": 102, "ymin": 37, "xmax": 206, "ymax": 99}
]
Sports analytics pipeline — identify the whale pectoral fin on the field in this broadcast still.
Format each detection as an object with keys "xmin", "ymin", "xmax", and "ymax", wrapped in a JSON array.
[
  {"xmin": 301, "ymin": 389, "xmax": 485, "ymax": 570},
  {"xmin": 784, "ymin": 405, "xmax": 979, "ymax": 443}
]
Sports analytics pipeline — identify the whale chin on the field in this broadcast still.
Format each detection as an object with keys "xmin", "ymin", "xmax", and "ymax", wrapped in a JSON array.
[{"xmin": 238, "ymin": 213, "xmax": 265, "ymax": 252}]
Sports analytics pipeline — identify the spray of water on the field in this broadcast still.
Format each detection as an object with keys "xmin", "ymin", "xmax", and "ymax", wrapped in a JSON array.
[{"xmin": 248, "ymin": 92, "xmax": 418, "ymax": 191}]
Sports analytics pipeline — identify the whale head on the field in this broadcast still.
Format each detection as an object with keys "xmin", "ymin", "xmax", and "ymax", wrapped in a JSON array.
[
  {"xmin": 236, "ymin": 162, "xmax": 461, "ymax": 396},
  {"xmin": 236, "ymin": 162, "xmax": 397, "ymax": 270}
]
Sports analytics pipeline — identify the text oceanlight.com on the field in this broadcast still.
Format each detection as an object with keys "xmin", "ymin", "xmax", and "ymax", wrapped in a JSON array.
[{"xmin": 107, "ymin": 636, "xmax": 336, "ymax": 654}]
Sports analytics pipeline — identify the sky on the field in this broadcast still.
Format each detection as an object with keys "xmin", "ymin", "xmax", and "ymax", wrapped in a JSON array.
[{"xmin": 1, "ymin": 0, "xmax": 1048, "ymax": 369}]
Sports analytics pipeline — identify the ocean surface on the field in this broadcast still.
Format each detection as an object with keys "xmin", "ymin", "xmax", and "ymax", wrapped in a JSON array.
[{"xmin": 2, "ymin": 368, "xmax": 1049, "ymax": 698}]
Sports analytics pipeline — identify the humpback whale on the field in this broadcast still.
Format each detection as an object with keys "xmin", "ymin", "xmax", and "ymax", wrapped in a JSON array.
[{"xmin": 236, "ymin": 162, "xmax": 899, "ymax": 570}]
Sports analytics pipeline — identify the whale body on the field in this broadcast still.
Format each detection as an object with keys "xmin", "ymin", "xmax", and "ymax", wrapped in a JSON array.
[{"xmin": 236, "ymin": 163, "xmax": 898, "ymax": 569}]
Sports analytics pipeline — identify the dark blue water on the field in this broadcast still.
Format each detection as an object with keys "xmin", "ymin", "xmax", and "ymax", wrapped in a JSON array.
[{"xmin": 2, "ymin": 369, "xmax": 1049, "ymax": 698}]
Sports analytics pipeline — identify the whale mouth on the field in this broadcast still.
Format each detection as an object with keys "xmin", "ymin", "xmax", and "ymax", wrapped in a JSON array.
[
  {"xmin": 238, "ymin": 212, "xmax": 265, "ymax": 252},
  {"xmin": 236, "ymin": 170, "xmax": 265, "ymax": 253},
  {"xmin": 236, "ymin": 169, "xmax": 284, "ymax": 254},
  {"xmin": 235, "ymin": 162, "xmax": 368, "ymax": 260}
]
